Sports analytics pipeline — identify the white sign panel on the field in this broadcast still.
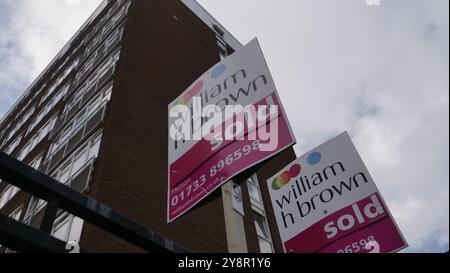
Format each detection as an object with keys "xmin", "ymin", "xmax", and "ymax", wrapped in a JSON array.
[
  {"xmin": 267, "ymin": 132, "xmax": 407, "ymax": 253},
  {"xmin": 167, "ymin": 38, "xmax": 296, "ymax": 222}
]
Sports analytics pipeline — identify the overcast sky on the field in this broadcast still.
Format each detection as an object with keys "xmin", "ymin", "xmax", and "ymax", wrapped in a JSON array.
[{"xmin": 0, "ymin": 0, "xmax": 448, "ymax": 253}]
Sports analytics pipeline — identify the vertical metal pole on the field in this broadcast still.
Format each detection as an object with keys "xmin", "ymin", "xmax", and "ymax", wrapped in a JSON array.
[{"xmin": 40, "ymin": 198, "xmax": 59, "ymax": 234}]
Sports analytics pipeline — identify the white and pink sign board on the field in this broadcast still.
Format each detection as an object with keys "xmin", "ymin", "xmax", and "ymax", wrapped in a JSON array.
[
  {"xmin": 267, "ymin": 132, "xmax": 407, "ymax": 253},
  {"xmin": 167, "ymin": 39, "xmax": 296, "ymax": 223}
]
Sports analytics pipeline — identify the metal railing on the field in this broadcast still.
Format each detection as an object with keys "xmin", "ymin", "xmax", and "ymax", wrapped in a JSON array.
[
  {"xmin": 23, "ymin": 158, "xmax": 95, "ymax": 229},
  {"xmin": 0, "ymin": 151, "xmax": 190, "ymax": 253}
]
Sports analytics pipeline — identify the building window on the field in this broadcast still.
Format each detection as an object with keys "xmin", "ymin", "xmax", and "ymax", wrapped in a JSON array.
[
  {"xmin": 53, "ymin": 85, "xmax": 69, "ymax": 104},
  {"xmin": 52, "ymin": 213, "xmax": 84, "ymax": 243},
  {"xmin": 63, "ymin": 58, "xmax": 80, "ymax": 79},
  {"xmin": 52, "ymin": 132, "xmax": 102, "ymax": 184},
  {"xmin": 97, "ymin": 58, "xmax": 114, "ymax": 79},
  {"xmin": 86, "ymin": 71, "xmax": 98, "ymax": 89},
  {"xmin": 9, "ymin": 206, "xmax": 23, "ymax": 221},
  {"xmin": 18, "ymin": 141, "xmax": 32, "ymax": 161},
  {"xmin": 105, "ymin": 27, "xmax": 122, "ymax": 50},
  {"xmin": 247, "ymin": 176, "xmax": 263, "ymax": 205},
  {"xmin": 50, "ymin": 88, "xmax": 110, "ymax": 156},
  {"xmin": 68, "ymin": 86, "xmax": 86, "ymax": 108},
  {"xmin": 24, "ymin": 197, "xmax": 47, "ymax": 225},
  {"xmin": 111, "ymin": 4, "xmax": 128, "ymax": 25},
  {"xmin": 28, "ymin": 108, "xmax": 47, "ymax": 134},
  {"xmin": 102, "ymin": 20, "xmax": 114, "ymax": 36},
  {"xmin": 89, "ymin": 134, "xmax": 102, "ymax": 158},
  {"xmin": 5, "ymin": 128, "xmax": 17, "ymax": 144},
  {"xmin": 74, "ymin": 106, "xmax": 89, "ymax": 128},
  {"xmin": 77, "ymin": 53, "xmax": 96, "ymax": 80},
  {"xmin": 0, "ymin": 131, "xmax": 8, "ymax": 149},
  {"xmin": 0, "ymin": 185, "xmax": 20, "ymax": 209},
  {"xmin": 30, "ymin": 154, "xmax": 44, "ymax": 170},
  {"xmin": 72, "ymin": 148, "xmax": 89, "ymax": 176},
  {"xmin": 4, "ymin": 134, "xmax": 22, "ymax": 155},
  {"xmin": 57, "ymin": 162, "xmax": 72, "ymax": 184},
  {"xmin": 40, "ymin": 81, "xmax": 59, "ymax": 105},
  {"xmin": 41, "ymin": 115, "xmax": 57, "ymax": 138},
  {"xmin": 91, "ymin": 33, "xmax": 102, "ymax": 49},
  {"xmin": 19, "ymin": 116, "xmax": 57, "ymax": 161},
  {"xmin": 247, "ymin": 174, "xmax": 275, "ymax": 253},
  {"xmin": 11, "ymin": 107, "xmax": 36, "ymax": 136},
  {"xmin": 254, "ymin": 213, "xmax": 274, "ymax": 253},
  {"xmin": 53, "ymin": 213, "xmax": 71, "ymax": 241},
  {"xmin": 28, "ymin": 87, "xmax": 64, "ymax": 135},
  {"xmin": 213, "ymin": 25, "xmax": 228, "ymax": 60}
]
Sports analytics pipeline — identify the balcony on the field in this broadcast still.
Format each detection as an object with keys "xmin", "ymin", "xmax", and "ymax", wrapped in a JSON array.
[{"xmin": 40, "ymin": 103, "xmax": 107, "ymax": 174}]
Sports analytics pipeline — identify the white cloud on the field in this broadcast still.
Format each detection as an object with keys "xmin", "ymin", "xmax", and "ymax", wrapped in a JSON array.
[
  {"xmin": 197, "ymin": 0, "xmax": 449, "ymax": 252},
  {"xmin": 0, "ymin": 0, "xmax": 102, "ymax": 117}
]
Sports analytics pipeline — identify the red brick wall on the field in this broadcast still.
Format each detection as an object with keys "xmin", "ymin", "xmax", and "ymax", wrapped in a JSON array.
[{"xmin": 80, "ymin": 0, "xmax": 229, "ymax": 253}]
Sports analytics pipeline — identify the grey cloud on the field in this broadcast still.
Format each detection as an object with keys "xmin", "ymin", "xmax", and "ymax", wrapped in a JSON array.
[{"xmin": 198, "ymin": 0, "xmax": 449, "ymax": 252}]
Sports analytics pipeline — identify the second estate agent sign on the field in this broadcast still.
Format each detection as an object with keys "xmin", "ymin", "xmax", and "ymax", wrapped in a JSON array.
[
  {"xmin": 167, "ymin": 39, "xmax": 296, "ymax": 223},
  {"xmin": 267, "ymin": 132, "xmax": 407, "ymax": 253}
]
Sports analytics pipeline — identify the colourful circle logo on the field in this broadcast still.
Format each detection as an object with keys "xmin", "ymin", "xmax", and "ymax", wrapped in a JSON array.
[
  {"xmin": 174, "ymin": 64, "xmax": 225, "ymax": 107},
  {"xmin": 211, "ymin": 64, "xmax": 226, "ymax": 79},
  {"xmin": 271, "ymin": 164, "xmax": 302, "ymax": 190},
  {"xmin": 307, "ymin": 152, "xmax": 322, "ymax": 165},
  {"xmin": 175, "ymin": 80, "xmax": 204, "ymax": 106}
]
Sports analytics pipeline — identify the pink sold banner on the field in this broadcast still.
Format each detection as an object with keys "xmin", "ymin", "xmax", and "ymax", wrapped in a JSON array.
[
  {"xmin": 167, "ymin": 39, "xmax": 296, "ymax": 223},
  {"xmin": 267, "ymin": 132, "xmax": 408, "ymax": 253}
]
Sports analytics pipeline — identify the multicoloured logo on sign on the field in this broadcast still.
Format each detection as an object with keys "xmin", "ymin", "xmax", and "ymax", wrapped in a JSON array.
[
  {"xmin": 175, "ymin": 64, "xmax": 227, "ymax": 106},
  {"xmin": 175, "ymin": 80, "xmax": 204, "ymax": 106},
  {"xmin": 271, "ymin": 152, "xmax": 323, "ymax": 190},
  {"xmin": 271, "ymin": 164, "xmax": 301, "ymax": 190}
]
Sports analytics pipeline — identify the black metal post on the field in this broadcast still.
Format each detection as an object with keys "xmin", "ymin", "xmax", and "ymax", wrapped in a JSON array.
[
  {"xmin": 39, "ymin": 198, "xmax": 59, "ymax": 234},
  {"xmin": 0, "ymin": 151, "xmax": 190, "ymax": 253},
  {"xmin": 0, "ymin": 214, "xmax": 67, "ymax": 253}
]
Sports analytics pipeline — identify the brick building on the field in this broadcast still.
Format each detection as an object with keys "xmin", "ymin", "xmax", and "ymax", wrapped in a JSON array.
[{"xmin": 0, "ymin": 0, "xmax": 296, "ymax": 253}]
